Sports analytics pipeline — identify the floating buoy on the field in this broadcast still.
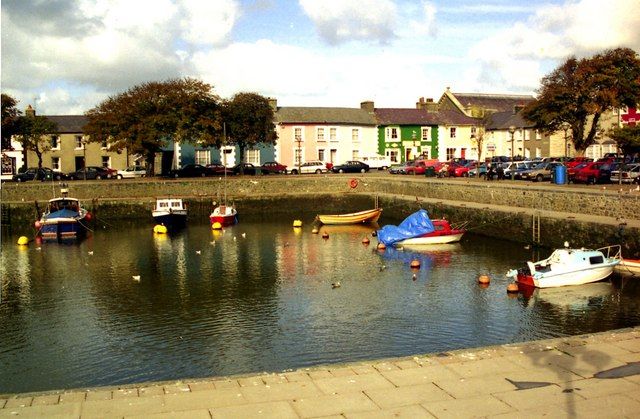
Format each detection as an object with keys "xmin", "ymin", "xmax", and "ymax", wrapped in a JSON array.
[
  {"xmin": 331, "ymin": 282, "xmax": 341, "ymax": 288},
  {"xmin": 362, "ymin": 237, "xmax": 370, "ymax": 245},
  {"xmin": 211, "ymin": 222, "xmax": 222, "ymax": 230},
  {"xmin": 17, "ymin": 236, "xmax": 29, "ymax": 245},
  {"xmin": 293, "ymin": 219, "xmax": 302, "ymax": 227},
  {"xmin": 410, "ymin": 259, "xmax": 421, "ymax": 269},
  {"xmin": 85, "ymin": 212, "xmax": 93, "ymax": 221},
  {"xmin": 478, "ymin": 274, "xmax": 490, "ymax": 285},
  {"xmin": 322, "ymin": 232, "xmax": 329, "ymax": 239},
  {"xmin": 507, "ymin": 283, "xmax": 519, "ymax": 293},
  {"xmin": 153, "ymin": 224, "xmax": 168, "ymax": 234},
  {"xmin": 34, "ymin": 220, "xmax": 42, "ymax": 229},
  {"xmin": 377, "ymin": 242, "xmax": 386, "ymax": 250},
  {"xmin": 349, "ymin": 178, "xmax": 358, "ymax": 189},
  {"xmin": 311, "ymin": 227, "xmax": 319, "ymax": 234}
]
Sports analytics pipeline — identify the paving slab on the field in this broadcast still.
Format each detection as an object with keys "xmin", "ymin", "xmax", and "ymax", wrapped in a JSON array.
[
  {"xmin": 364, "ymin": 383, "xmax": 453, "ymax": 409},
  {"xmin": 345, "ymin": 404, "xmax": 435, "ymax": 418},
  {"xmin": 422, "ymin": 394, "xmax": 514, "ymax": 418},
  {"xmin": 210, "ymin": 400, "xmax": 299, "ymax": 419},
  {"xmin": 313, "ymin": 372, "xmax": 394, "ymax": 395},
  {"xmin": 291, "ymin": 392, "xmax": 380, "ymax": 418}
]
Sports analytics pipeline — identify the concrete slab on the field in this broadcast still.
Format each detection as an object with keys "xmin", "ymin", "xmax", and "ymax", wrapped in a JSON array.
[
  {"xmin": 422, "ymin": 394, "xmax": 514, "ymax": 418},
  {"xmin": 345, "ymin": 404, "xmax": 436, "ymax": 418},
  {"xmin": 569, "ymin": 377, "xmax": 640, "ymax": 399},
  {"xmin": 291, "ymin": 392, "xmax": 379, "ymax": 418},
  {"xmin": 313, "ymin": 372, "xmax": 394, "ymax": 395},
  {"xmin": 434, "ymin": 376, "xmax": 516, "ymax": 399},
  {"xmin": 492, "ymin": 384, "xmax": 585, "ymax": 411},
  {"xmin": 210, "ymin": 400, "xmax": 299, "ymax": 419},
  {"xmin": 364, "ymin": 383, "xmax": 453, "ymax": 409},
  {"xmin": 239, "ymin": 381, "xmax": 323, "ymax": 403},
  {"xmin": 0, "ymin": 401, "xmax": 82, "ymax": 418},
  {"xmin": 381, "ymin": 364, "xmax": 460, "ymax": 387},
  {"xmin": 162, "ymin": 388, "xmax": 246, "ymax": 411}
]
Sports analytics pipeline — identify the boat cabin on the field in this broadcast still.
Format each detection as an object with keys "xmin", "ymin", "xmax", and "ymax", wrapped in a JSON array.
[
  {"xmin": 154, "ymin": 198, "xmax": 186, "ymax": 212},
  {"xmin": 47, "ymin": 198, "xmax": 81, "ymax": 213}
]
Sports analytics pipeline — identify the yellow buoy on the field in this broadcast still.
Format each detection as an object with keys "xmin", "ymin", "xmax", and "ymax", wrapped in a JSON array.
[
  {"xmin": 153, "ymin": 224, "xmax": 168, "ymax": 234},
  {"xmin": 377, "ymin": 242, "xmax": 386, "ymax": 250},
  {"xmin": 211, "ymin": 222, "xmax": 222, "ymax": 230},
  {"xmin": 311, "ymin": 227, "xmax": 319, "ymax": 234},
  {"xmin": 478, "ymin": 274, "xmax": 490, "ymax": 285},
  {"xmin": 362, "ymin": 237, "xmax": 370, "ymax": 245},
  {"xmin": 410, "ymin": 259, "xmax": 421, "ymax": 269},
  {"xmin": 293, "ymin": 219, "xmax": 302, "ymax": 227},
  {"xmin": 17, "ymin": 236, "xmax": 29, "ymax": 245},
  {"xmin": 507, "ymin": 283, "xmax": 519, "ymax": 293}
]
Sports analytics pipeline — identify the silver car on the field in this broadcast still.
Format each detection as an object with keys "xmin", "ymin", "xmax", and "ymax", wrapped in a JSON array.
[
  {"xmin": 610, "ymin": 163, "xmax": 640, "ymax": 183},
  {"xmin": 116, "ymin": 166, "xmax": 147, "ymax": 179}
]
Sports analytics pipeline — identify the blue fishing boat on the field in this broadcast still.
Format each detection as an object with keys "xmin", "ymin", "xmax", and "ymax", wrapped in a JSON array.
[{"xmin": 36, "ymin": 189, "xmax": 91, "ymax": 241}]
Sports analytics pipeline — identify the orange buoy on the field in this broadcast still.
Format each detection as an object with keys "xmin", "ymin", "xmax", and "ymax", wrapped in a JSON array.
[
  {"xmin": 376, "ymin": 242, "xmax": 386, "ymax": 250},
  {"xmin": 349, "ymin": 178, "xmax": 358, "ymax": 189},
  {"xmin": 362, "ymin": 237, "xmax": 370, "ymax": 245},
  {"xmin": 507, "ymin": 283, "xmax": 519, "ymax": 293},
  {"xmin": 322, "ymin": 232, "xmax": 329, "ymax": 239},
  {"xmin": 478, "ymin": 274, "xmax": 490, "ymax": 285},
  {"xmin": 410, "ymin": 259, "xmax": 421, "ymax": 269}
]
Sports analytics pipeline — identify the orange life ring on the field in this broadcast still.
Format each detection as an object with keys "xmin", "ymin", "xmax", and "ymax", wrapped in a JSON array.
[{"xmin": 349, "ymin": 178, "xmax": 358, "ymax": 189}]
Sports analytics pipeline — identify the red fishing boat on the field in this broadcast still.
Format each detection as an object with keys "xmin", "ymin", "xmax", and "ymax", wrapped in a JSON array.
[{"xmin": 395, "ymin": 219, "xmax": 466, "ymax": 246}]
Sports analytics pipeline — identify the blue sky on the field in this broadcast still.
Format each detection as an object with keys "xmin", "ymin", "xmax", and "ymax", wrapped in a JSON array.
[{"xmin": 2, "ymin": 0, "xmax": 639, "ymax": 115}]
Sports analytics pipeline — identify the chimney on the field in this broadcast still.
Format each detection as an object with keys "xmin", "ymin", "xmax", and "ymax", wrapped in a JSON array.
[
  {"xmin": 416, "ymin": 97, "xmax": 426, "ymax": 110},
  {"xmin": 424, "ymin": 98, "xmax": 438, "ymax": 113},
  {"xmin": 360, "ymin": 101, "xmax": 374, "ymax": 113},
  {"xmin": 268, "ymin": 98, "xmax": 278, "ymax": 112},
  {"xmin": 25, "ymin": 104, "xmax": 36, "ymax": 117}
]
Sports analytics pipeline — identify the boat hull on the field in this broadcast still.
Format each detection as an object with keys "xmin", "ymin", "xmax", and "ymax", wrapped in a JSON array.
[
  {"xmin": 40, "ymin": 219, "xmax": 87, "ymax": 241},
  {"xmin": 152, "ymin": 211, "xmax": 187, "ymax": 229},
  {"xmin": 317, "ymin": 208, "xmax": 382, "ymax": 225},
  {"xmin": 396, "ymin": 232, "xmax": 464, "ymax": 246},
  {"xmin": 517, "ymin": 264, "xmax": 616, "ymax": 288},
  {"xmin": 210, "ymin": 206, "xmax": 237, "ymax": 226},
  {"xmin": 614, "ymin": 259, "xmax": 640, "ymax": 276}
]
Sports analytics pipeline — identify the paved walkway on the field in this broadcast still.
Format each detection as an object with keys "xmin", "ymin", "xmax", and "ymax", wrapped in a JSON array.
[{"xmin": 2, "ymin": 327, "xmax": 640, "ymax": 418}]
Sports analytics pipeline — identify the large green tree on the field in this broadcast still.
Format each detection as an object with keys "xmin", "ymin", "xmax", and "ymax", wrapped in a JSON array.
[
  {"xmin": 223, "ymin": 92, "xmax": 277, "ymax": 172},
  {"xmin": 523, "ymin": 48, "xmax": 640, "ymax": 153},
  {"xmin": 15, "ymin": 112, "xmax": 58, "ymax": 173},
  {"xmin": 84, "ymin": 78, "xmax": 222, "ymax": 175},
  {"xmin": 609, "ymin": 124, "xmax": 640, "ymax": 157},
  {"xmin": 2, "ymin": 93, "xmax": 21, "ymax": 150}
]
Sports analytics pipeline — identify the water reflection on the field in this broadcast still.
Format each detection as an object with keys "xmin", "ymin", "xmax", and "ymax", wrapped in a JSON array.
[{"xmin": 1, "ymin": 221, "xmax": 639, "ymax": 394}]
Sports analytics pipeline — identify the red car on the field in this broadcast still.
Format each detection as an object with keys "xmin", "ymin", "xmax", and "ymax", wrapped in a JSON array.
[
  {"xmin": 260, "ymin": 161, "xmax": 288, "ymax": 174},
  {"xmin": 405, "ymin": 159, "xmax": 441, "ymax": 175},
  {"xmin": 573, "ymin": 162, "xmax": 613, "ymax": 184},
  {"xmin": 565, "ymin": 156, "xmax": 593, "ymax": 168},
  {"xmin": 567, "ymin": 162, "xmax": 588, "ymax": 182},
  {"xmin": 446, "ymin": 161, "xmax": 475, "ymax": 177}
]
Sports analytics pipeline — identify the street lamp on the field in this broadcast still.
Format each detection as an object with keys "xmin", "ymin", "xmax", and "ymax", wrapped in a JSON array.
[
  {"xmin": 508, "ymin": 125, "xmax": 516, "ymax": 180},
  {"xmin": 561, "ymin": 122, "xmax": 570, "ymax": 162},
  {"xmin": 82, "ymin": 137, "xmax": 87, "ymax": 181},
  {"xmin": 411, "ymin": 130, "xmax": 418, "ymax": 175}
]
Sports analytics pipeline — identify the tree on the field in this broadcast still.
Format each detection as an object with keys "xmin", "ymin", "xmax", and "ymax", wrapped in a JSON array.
[
  {"xmin": 609, "ymin": 125, "xmax": 640, "ymax": 158},
  {"xmin": 223, "ymin": 92, "xmax": 277, "ymax": 173},
  {"xmin": 2, "ymin": 93, "xmax": 21, "ymax": 150},
  {"xmin": 84, "ymin": 78, "xmax": 222, "ymax": 175},
  {"xmin": 15, "ymin": 112, "xmax": 58, "ymax": 173},
  {"xmin": 523, "ymin": 48, "xmax": 640, "ymax": 153}
]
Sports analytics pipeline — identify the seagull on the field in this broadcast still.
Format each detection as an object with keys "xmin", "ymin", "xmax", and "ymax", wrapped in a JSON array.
[
  {"xmin": 379, "ymin": 265, "xmax": 386, "ymax": 271},
  {"xmin": 195, "ymin": 250, "xmax": 201, "ymax": 255},
  {"xmin": 241, "ymin": 233, "xmax": 246, "ymax": 238},
  {"xmin": 412, "ymin": 273, "xmax": 417, "ymax": 281},
  {"xmin": 233, "ymin": 236, "xmax": 236, "ymax": 241},
  {"xmin": 132, "ymin": 275, "xmax": 141, "ymax": 282},
  {"xmin": 331, "ymin": 282, "xmax": 341, "ymax": 288},
  {"xmin": 524, "ymin": 245, "xmax": 531, "ymax": 250},
  {"xmin": 210, "ymin": 241, "xmax": 216, "ymax": 245},
  {"xmin": 88, "ymin": 251, "xmax": 94, "ymax": 255},
  {"xmin": 36, "ymin": 247, "xmax": 41, "ymax": 251}
]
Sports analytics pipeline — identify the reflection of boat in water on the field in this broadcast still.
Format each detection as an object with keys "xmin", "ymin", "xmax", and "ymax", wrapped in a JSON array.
[
  {"xmin": 529, "ymin": 282, "xmax": 614, "ymax": 308},
  {"xmin": 317, "ymin": 208, "xmax": 382, "ymax": 225},
  {"xmin": 152, "ymin": 198, "xmax": 187, "ymax": 229},
  {"xmin": 37, "ymin": 189, "xmax": 91, "ymax": 242},
  {"xmin": 395, "ymin": 243, "xmax": 461, "ymax": 253},
  {"xmin": 614, "ymin": 258, "xmax": 640, "ymax": 276},
  {"xmin": 319, "ymin": 223, "xmax": 379, "ymax": 235},
  {"xmin": 507, "ymin": 244, "xmax": 621, "ymax": 289}
]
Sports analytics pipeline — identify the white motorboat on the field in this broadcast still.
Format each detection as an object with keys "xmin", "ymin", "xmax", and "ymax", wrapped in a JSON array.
[
  {"xmin": 507, "ymin": 243, "xmax": 621, "ymax": 289},
  {"xmin": 152, "ymin": 198, "xmax": 187, "ymax": 229}
]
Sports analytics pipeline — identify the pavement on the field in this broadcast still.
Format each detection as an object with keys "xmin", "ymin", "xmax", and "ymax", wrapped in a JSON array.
[{"xmin": 2, "ymin": 327, "xmax": 639, "ymax": 418}]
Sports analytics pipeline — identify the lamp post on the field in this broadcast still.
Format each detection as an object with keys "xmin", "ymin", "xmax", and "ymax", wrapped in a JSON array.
[
  {"xmin": 82, "ymin": 137, "xmax": 87, "ymax": 181},
  {"xmin": 508, "ymin": 125, "xmax": 516, "ymax": 180},
  {"xmin": 411, "ymin": 130, "xmax": 418, "ymax": 175},
  {"xmin": 561, "ymin": 122, "xmax": 570, "ymax": 163},
  {"xmin": 295, "ymin": 136, "xmax": 302, "ymax": 175}
]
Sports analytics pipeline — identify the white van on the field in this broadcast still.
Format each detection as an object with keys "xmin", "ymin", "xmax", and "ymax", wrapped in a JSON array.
[{"xmin": 360, "ymin": 155, "xmax": 391, "ymax": 170}]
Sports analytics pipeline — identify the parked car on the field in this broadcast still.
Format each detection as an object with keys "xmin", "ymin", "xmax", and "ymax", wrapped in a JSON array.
[
  {"xmin": 521, "ymin": 162, "xmax": 562, "ymax": 182},
  {"xmin": 233, "ymin": 163, "xmax": 258, "ymax": 175},
  {"xmin": 565, "ymin": 156, "xmax": 593, "ymax": 168},
  {"xmin": 360, "ymin": 155, "xmax": 391, "ymax": 170},
  {"xmin": 206, "ymin": 163, "xmax": 234, "ymax": 176},
  {"xmin": 331, "ymin": 160, "xmax": 370, "ymax": 174},
  {"xmin": 289, "ymin": 161, "xmax": 330, "ymax": 174},
  {"xmin": 68, "ymin": 166, "xmax": 115, "ymax": 180},
  {"xmin": 12, "ymin": 167, "xmax": 68, "ymax": 182},
  {"xmin": 390, "ymin": 160, "xmax": 414, "ymax": 174},
  {"xmin": 116, "ymin": 166, "xmax": 146, "ymax": 179},
  {"xmin": 567, "ymin": 162, "xmax": 588, "ymax": 183},
  {"xmin": 451, "ymin": 161, "xmax": 477, "ymax": 177},
  {"xmin": 503, "ymin": 161, "xmax": 533, "ymax": 179},
  {"xmin": 260, "ymin": 161, "xmax": 287, "ymax": 174},
  {"xmin": 405, "ymin": 159, "xmax": 442, "ymax": 175},
  {"xmin": 168, "ymin": 164, "xmax": 210, "ymax": 178},
  {"xmin": 610, "ymin": 163, "xmax": 640, "ymax": 184},
  {"xmin": 572, "ymin": 162, "xmax": 613, "ymax": 184}
]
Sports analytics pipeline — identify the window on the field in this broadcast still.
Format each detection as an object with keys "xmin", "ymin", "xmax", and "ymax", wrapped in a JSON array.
[
  {"xmin": 386, "ymin": 150, "xmax": 399, "ymax": 163},
  {"xmin": 446, "ymin": 148, "xmax": 456, "ymax": 160},
  {"xmin": 101, "ymin": 139, "xmax": 108, "ymax": 148},
  {"xmin": 386, "ymin": 127, "xmax": 399, "ymax": 141},
  {"xmin": 75, "ymin": 135, "xmax": 84, "ymax": 149},
  {"xmin": 352, "ymin": 150, "xmax": 359, "ymax": 160},
  {"xmin": 51, "ymin": 135, "xmax": 60, "ymax": 149},
  {"xmin": 421, "ymin": 127, "xmax": 430, "ymax": 141},
  {"xmin": 195, "ymin": 150, "xmax": 210, "ymax": 165},
  {"xmin": 101, "ymin": 156, "xmax": 110, "ymax": 168},
  {"xmin": 352, "ymin": 129, "xmax": 359, "ymax": 142},
  {"xmin": 246, "ymin": 149, "xmax": 260, "ymax": 165},
  {"xmin": 318, "ymin": 149, "xmax": 325, "ymax": 161},
  {"xmin": 536, "ymin": 130, "xmax": 542, "ymax": 140},
  {"xmin": 470, "ymin": 126, "xmax": 476, "ymax": 138},
  {"xmin": 317, "ymin": 127, "xmax": 325, "ymax": 141},
  {"xmin": 330, "ymin": 128, "xmax": 337, "ymax": 141},
  {"xmin": 450, "ymin": 127, "xmax": 456, "ymax": 138},
  {"xmin": 51, "ymin": 157, "xmax": 60, "ymax": 171}
]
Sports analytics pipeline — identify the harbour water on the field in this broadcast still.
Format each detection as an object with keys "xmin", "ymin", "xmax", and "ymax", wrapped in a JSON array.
[{"xmin": 1, "ymin": 217, "xmax": 639, "ymax": 394}]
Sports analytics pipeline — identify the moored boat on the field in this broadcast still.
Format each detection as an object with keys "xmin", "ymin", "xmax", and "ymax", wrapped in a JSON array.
[
  {"xmin": 507, "ymin": 244, "xmax": 621, "ymax": 289},
  {"xmin": 36, "ymin": 189, "xmax": 91, "ymax": 242},
  {"xmin": 152, "ymin": 198, "xmax": 187, "ymax": 229},
  {"xmin": 317, "ymin": 208, "xmax": 382, "ymax": 225},
  {"xmin": 395, "ymin": 219, "xmax": 466, "ymax": 246},
  {"xmin": 210, "ymin": 204, "xmax": 237, "ymax": 226},
  {"xmin": 377, "ymin": 209, "xmax": 466, "ymax": 247},
  {"xmin": 614, "ymin": 258, "xmax": 640, "ymax": 276}
]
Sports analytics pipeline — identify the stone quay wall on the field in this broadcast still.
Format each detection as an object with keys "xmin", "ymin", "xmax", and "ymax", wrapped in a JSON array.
[{"xmin": 2, "ymin": 175, "xmax": 639, "ymax": 256}]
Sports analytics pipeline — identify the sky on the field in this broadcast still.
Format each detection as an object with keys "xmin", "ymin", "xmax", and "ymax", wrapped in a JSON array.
[{"xmin": 2, "ymin": 0, "xmax": 639, "ymax": 115}]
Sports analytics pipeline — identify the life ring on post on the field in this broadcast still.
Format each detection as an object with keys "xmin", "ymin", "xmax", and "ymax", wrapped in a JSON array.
[{"xmin": 349, "ymin": 178, "xmax": 359, "ymax": 189}]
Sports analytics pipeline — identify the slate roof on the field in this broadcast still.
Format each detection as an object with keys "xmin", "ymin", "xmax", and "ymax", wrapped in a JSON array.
[
  {"xmin": 374, "ymin": 108, "xmax": 477, "ymax": 126},
  {"xmin": 485, "ymin": 111, "xmax": 535, "ymax": 130},
  {"xmin": 450, "ymin": 92, "xmax": 535, "ymax": 113},
  {"xmin": 45, "ymin": 115, "xmax": 89, "ymax": 133},
  {"xmin": 275, "ymin": 107, "xmax": 376, "ymax": 125}
]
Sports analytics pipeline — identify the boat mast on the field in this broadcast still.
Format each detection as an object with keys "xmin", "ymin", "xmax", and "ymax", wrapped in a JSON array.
[{"xmin": 223, "ymin": 123, "xmax": 227, "ymax": 205}]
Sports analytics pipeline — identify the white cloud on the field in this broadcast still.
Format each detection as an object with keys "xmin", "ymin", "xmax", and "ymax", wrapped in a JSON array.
[
  {"xmin": 299, "ymin": 0, "xmax": 398, "ymax": 45},
  {"xmin": 180, "ymin": 0, "xmax": 240, "ymax": 46},
  {"xmin": 407, "ymin": 2, "xmax": 437, "ymax": 37}
]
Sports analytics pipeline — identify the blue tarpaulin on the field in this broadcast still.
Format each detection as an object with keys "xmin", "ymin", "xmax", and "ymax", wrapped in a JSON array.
[{"xmin": 377, "ymin": 209, "xmax": 435, "ymax": 246}]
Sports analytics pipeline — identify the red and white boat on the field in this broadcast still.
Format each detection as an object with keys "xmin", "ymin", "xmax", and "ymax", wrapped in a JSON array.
[
  {"xmin": 210, "ymin": 204, "xmax": 237, "ymax": 226},
  {"xmin": 395, "ymin": 219, "xmax": 466, "ymax": 247}
]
